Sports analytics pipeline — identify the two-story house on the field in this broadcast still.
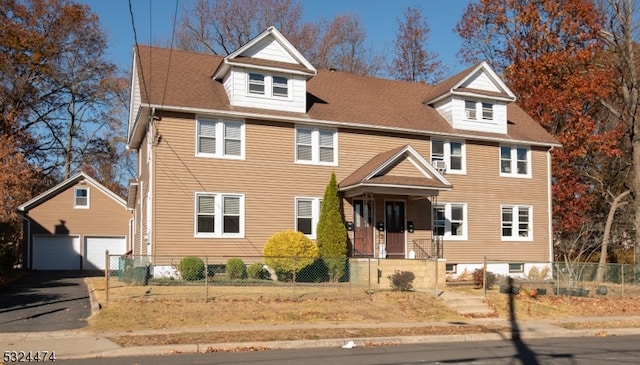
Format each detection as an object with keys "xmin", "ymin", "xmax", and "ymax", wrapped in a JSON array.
[{"xmin": 127, "ymin": 26, "xmax": 559, "ymax": 279}]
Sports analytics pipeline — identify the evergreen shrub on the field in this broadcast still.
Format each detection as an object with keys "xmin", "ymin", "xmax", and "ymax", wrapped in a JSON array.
[
  {"xmin": 263, "ymin": 230, "xmax": 319, "ymax": 281},
  {"xmin": 226, "ymin": 258, "xmax": 247, "ymax": 279},
  {"xmin": 178, "ymin": 256, "xmax": 205, "ymax": 281}
]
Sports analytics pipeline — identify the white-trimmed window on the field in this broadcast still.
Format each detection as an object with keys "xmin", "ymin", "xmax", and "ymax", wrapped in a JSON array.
[
  {"xmin": 482, "ymin": 102, "xmax": 494, "ymax": 120},
  {"xmin": 247, "ymin": 73, "xmax": 289, "ymax": 98},
  {"xmin": 501, "ymin": 205, "xmax": 532, "ymax": 240},
  {"xmin": 465, "ymin": 100, "xmax": 477, "ymax": 120},
  {"xmin": 248, "ymin": 73, "xmax": 265, "ymax": 94},
  {"xmin": 272, "ymin": 76, "xmax": 288, "ymax": 97},
  {"xmin": 74, "ymin": 187, "xmax": 89, "ymax": 208},
  {"xmin": 295, "ymin": 127, "xmax": 337, "ymax": 165},
  {"xmin": 195, "ymin": 193, "xmax": 244, "ymax": 237},
  {"xmin": 509, "ymin": 263, "xmax": 525, "ymax": 273},
  {"xmin": 196, "ymin": 118, "xmax": 244, "ymax": 159},
  {"xmin": 500, "ymin": 145, "xmax": 530, "ymax": 177},
  {"xmin": 433, "ymin": 203, "xmax": 467, "ymax": 240},
  {"xmin": 465, "ymin": 100, "xmax": 494, "ymax": 121},
  {"xmin": 296, "ymin": 197, "xmax": 322, "ymax": 238},
  {"xmin": 431, "ymin": 139, "xmax": 465, "ymax": 173}
]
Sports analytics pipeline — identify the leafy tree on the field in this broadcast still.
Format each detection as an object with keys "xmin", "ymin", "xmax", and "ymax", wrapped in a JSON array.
[
  {"xmin": 316, "ymin": 172, "xmax": 347, "ymax": 282},
  {"xmin": 390, "ymin": 6, "xmax": 445, "ymax": 83},
  {"xmin": 455, "ymin": 0, "xmax": 623, "ymax": 259}
]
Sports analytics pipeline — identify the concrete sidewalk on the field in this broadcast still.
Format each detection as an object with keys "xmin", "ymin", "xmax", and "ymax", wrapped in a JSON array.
[{"xmin": 2, "ymin": 316, "xmax": 640, "ymax": 360}]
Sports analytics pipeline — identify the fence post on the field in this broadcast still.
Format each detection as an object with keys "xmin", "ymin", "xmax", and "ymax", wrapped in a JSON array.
[
  {"xmin": 205, "ymin": 256, "xmax": 208, "ymax": 303},
  {"xmin": 292, "ymin": 257, "xmax": 296, "ymax": 299},
  {"xmin": 105, "ymin": 250, "xmax": 109, "ymax": 304},
  {"xmin": 482, "ymin": 256, "xmax": 487, "ymax": 298},
  {"xmin": 622, "ymin": 265, "xmax": 625, "ymax": 297}
]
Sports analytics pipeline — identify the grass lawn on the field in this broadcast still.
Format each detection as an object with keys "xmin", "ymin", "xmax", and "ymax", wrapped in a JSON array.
[{"xmin": 84, "ymin": 277, "xmax": 640, "ymax": 348}]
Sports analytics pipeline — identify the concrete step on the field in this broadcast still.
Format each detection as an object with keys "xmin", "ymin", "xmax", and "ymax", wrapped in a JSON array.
[{"xmin": 439, "ymin": 291, "xmax": 495, "ymax": 316}]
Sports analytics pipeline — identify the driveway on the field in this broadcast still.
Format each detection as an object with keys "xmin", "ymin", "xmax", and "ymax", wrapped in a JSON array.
[{"xmin": 0, "ymin": 271, "xmax": 97, "ymax": 332}]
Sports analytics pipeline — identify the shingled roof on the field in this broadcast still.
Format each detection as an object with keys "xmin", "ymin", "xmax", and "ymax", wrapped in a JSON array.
[{"xmin": 132, "ymin": 45, "xmax": 559, "ymax": 147}]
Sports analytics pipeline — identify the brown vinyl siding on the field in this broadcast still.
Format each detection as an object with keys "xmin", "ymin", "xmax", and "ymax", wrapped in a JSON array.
[
  {"xmin": 149, "ymin": 112, "xmax": 551, "ymax": 263},
  {"xmin": 27, "ymin": 182, "xmax": 130, "ymax": 237}
]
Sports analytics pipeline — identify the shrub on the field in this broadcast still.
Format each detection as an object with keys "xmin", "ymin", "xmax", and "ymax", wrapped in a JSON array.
[
  {"xmin": 263, "ymin": 230, "xmax": 319, "ymax": 281},
  {"xmin": 0, "ymin": 243, "xmax": 16, "ymax": 276},
  {"xmin": 178, "ymin": 256, "xmax": 205, "ymax": 281},
  {"xmin": 316, "ymin": 172, "xmax": 347, "ymax": 282},
  {"xmin": 247, "ymin": 263, "xmax": 270, "ymax": 280},
  {"xmin": 472, "ymin": 268, "xmax": 496, "ymax": 289},
  {"xmin": 226, "ymin": 258, "xmax": 247, "ymax": 279},
  {"xmin": 388, "ymin": 270, "xmax": 415, "ymax": 291}
]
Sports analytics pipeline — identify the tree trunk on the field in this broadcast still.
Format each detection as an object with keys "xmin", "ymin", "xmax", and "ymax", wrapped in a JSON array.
[{"xmin": 597, "ymin": 190, "xmax": 630, "ymax": 282}]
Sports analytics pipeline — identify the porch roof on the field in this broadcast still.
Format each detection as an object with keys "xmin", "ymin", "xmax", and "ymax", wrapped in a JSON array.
[{"xmin": 339, "ymin": 144, "xmax": 452, "ymax": 198}]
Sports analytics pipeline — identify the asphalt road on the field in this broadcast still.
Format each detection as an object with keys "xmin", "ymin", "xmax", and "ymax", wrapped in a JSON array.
[
  {"xmin": 60, "ymin": 334, "xmax": 640, "ymax": 365},
  {"xmin": 0, "ymin": 271, "xmax": 96, "ymax": 332}
]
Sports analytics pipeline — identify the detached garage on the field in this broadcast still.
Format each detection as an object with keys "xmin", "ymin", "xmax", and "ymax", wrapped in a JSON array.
[{"xmin": 18, "ymin": 172, "xmax": 132, "ymax": 270}]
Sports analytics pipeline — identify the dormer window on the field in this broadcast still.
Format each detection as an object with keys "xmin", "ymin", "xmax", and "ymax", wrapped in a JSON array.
[
  {"xmin": 465, "ymin": 100, "xmax": 476, "ymax": 120},
  {"xmin": 248, "ymin": 73, "xmax": 265, "ymax": 94},
  {"xmin": 482, "ymin": 102, "xmax": 493, "ymax": 120},
  {"xmin": 272, "ymin": 76, "xmax": 288, "ymax": 97}
]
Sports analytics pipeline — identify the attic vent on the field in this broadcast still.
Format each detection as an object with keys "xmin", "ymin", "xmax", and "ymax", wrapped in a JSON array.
[{"xmin": 432, "ymin": 160, "xmax": 446, "ymax": 173}]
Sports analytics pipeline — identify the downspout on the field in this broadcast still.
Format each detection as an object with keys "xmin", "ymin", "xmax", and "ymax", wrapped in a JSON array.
[{"xmin": 547, "ymin": 147, "xmax": 554, "ymax": 263}]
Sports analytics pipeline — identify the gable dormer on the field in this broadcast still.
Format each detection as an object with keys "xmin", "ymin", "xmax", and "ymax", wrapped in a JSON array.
[
  {"xmin": 213, "ymin": 26, "xmax": 317, "ymax": 114},
  {"xmin": 427, "ymin": 62, "xmax": 516, "ymax": 134}
]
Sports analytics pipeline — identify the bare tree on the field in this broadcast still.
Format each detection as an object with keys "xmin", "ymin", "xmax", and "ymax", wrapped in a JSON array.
[
  {"xmin": 175, "ymin": 0, "xmax": 385, "ymax": 75},
  {"xmin": 599, "ymin": 0, "xmax": 640, "ymax": 266},
  {"xmin": 390, "ymin": 6, "xmax": 445, "ymax": 83}
]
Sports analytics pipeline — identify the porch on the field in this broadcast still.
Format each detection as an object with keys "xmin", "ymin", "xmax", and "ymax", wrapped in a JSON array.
[{"xmin": 350, "ymin": 258, "xmax": 446, "ymax": 291}]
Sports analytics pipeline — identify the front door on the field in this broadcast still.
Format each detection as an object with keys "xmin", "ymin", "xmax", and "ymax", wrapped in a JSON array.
[
  {"xmin": 385, "ymin": 201, "xmax": 405, "ymax": 259},
  {"xmin": 353, "ymin": 200, "xmax": 373, "ymax": 256}
]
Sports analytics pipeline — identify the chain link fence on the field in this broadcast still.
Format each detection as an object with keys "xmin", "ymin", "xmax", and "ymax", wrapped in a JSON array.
[
  {"xmin": 104, "ymin": 253, "xmax": 446, "ymax": 302},
  {"xmin": 474, "ymin": 259, "xmax": 640, "ymax": 298}
]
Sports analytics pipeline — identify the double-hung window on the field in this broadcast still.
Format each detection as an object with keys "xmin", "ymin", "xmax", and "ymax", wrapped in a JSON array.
[
  {"xmin": 295, "ymin": 127, "xmax": 337, "ymax": 165},
  {"xmin": 501, "ymin": 205, "xmax": 532, "ymax": 240},
  {"xmin": 431, "ymin": 140, "xmax": 465, "ymax": 173},
  {"xmin": 195, "ymin": 193, "xmax": 244, "ymax": 237},
  {"xmin": 465, "ymin": 100, "xmax": 477, "ymax": 120},
  {"xmin": 500, "ymin": 145, "xmax": 530, "ymax": 177},
  {"xmin": 295, "ymin": 197, "xmax": 322, "ymax": 238},
  {"xmin": 248, "ymin": 73, "xmax": 265, "ymax": 94},
  {"xmin": 482, "ymin": 102, "xmax": 493, "ymax": 120},
  {"xmin": 74, "ymin": 187, "xmax": 89, "ymax": 208},
  {"xmin": 272, "ymin": 76, "xmax": 288, "ymax": 97},
  {"xmin": 197, "ymin": 118, "xmax": 244, "ymax": 159},
  {"xmin": 432, "ymin": 203, "xmax": 467, "ymax": 240},
  {"xmin": 465, "ymin": 100, "xmax": 494, "ymax": 121}
]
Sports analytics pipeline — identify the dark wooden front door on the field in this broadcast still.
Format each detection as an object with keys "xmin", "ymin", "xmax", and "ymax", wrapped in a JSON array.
[
  {"xmin": 353, "ymin": 200, "xmax": 373, "ymax": 256},
  {"xmin": 385, "ymin": 201, "xmax": 405, "ymax": 259}
]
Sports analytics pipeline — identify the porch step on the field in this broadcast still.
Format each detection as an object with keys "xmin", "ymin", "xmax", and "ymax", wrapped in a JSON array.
[{"xmin": 439, "ymin": 291, "xmax": 496, "ymax": 317}]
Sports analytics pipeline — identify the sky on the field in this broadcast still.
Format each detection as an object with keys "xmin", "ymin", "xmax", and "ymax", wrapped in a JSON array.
[{"xmin": 80, "ymin": 0, "xmax": 473, "ymax": 76}]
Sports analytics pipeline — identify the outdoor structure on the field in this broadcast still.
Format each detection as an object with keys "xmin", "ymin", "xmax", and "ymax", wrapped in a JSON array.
[
  {"xmin": 18, "ymin": 172, "xmax": 132, "ymax": 270},
  {"xmin": 126, "ymin": 26, "xmax": 560, "ymax": 279}
]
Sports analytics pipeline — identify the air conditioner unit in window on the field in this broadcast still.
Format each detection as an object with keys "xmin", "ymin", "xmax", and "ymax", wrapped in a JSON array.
[{"xmin": 432, "ymin": 160, "xmax": 446, "ymax": 173}]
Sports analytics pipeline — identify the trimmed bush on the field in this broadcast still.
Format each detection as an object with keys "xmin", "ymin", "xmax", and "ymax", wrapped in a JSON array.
[
  {"xmin": 247, "ymin": 263, "xmax": 269, "ymax": 280},
  {"xmin": 388, "ymin": 270, "xmax": 415, "ymax": 291},
  {"xmin": 226, "ymin": 258, "xmax": 247, "ymax": 279},
  {"xmin": 263, "ymin": 230, "xmax": 319, "ymax": 281},
  {"xmin": 472, "ymin": 268, "xmax": 496, "ymax": 289},
  {"xmin": 178, "ymin": 256, "xmax": 205, "ymax": 281}
]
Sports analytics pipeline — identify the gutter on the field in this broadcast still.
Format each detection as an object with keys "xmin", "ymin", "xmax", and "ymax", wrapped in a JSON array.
[{"xmin": 132, "ymin": 103, "xmax": 562, "ymax": 149}]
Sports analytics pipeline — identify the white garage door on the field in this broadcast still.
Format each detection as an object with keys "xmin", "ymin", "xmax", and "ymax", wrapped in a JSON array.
[
  {"xmin": 84, "ymin": 236, "xmax": 127, "ymax": 270},
  {"xmin": 33, "ymin": 235, "xmax": 81, "ymax": 270}
]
